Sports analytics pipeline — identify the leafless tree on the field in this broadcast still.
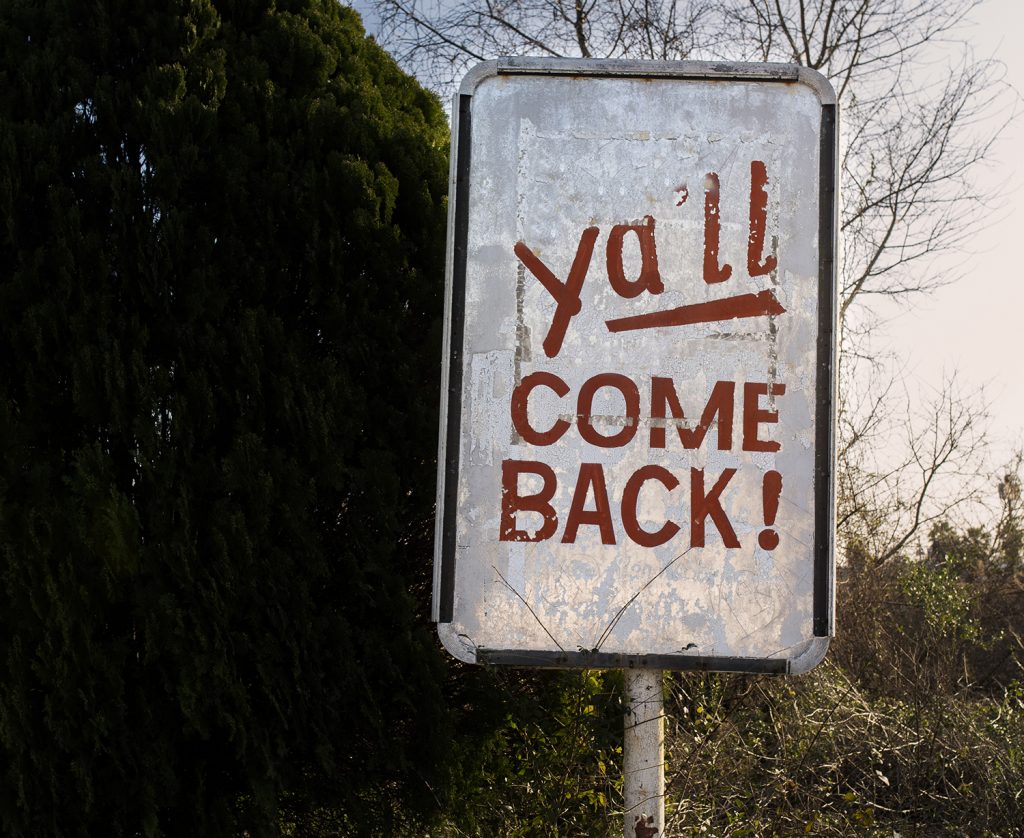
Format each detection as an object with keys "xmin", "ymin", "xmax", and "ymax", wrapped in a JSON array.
[
  {"xmin": 375, "ymin": 0, "xmax": 714, "ymax": 72},
  {"xmin": 371, "ymin": 0, "xmax": 1013, "ymax": 556},
  {"xmin": 838, "ymin": 363, "xmax": 989, "ymax": 564},
  {"xmin": 373, "ymin": 0, "xmax": 1013, "ymax": 325}
]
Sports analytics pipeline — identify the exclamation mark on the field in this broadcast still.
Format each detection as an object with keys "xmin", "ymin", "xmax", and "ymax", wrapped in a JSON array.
[{"xmin": 758, "ymin": 470, "xmax": 782, "ymax": 550}]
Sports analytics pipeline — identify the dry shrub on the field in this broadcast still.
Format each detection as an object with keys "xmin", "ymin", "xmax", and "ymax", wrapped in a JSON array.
[{"xmin": 663, "ymin": 539, "xmax": 1024, "ymax": 836}]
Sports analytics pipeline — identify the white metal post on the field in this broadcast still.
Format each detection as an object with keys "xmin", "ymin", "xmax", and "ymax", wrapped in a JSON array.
[{"xmin": 623, "ymin": 669, "xmax": 665, "ymax": 838}]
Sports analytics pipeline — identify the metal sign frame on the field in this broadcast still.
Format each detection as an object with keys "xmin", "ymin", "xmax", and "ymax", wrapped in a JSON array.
[{"xmin": 434, "ymin": 58, "xmax": 837, "ymax": 674}]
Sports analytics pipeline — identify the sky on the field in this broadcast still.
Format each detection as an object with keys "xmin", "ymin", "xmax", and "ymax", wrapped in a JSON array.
[
  {"xmin": 352, "ymin": 0, "xmax": 1024, "ymax": 472},
  {"xmin": 875, "ymin": 0, "xmax": 1024, "ymax": 470}
]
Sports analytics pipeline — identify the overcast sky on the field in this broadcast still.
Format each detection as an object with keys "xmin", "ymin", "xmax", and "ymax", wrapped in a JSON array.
[{"xmin": 876, "ymin": 0, "xmax": 1023, "ymax": 469}]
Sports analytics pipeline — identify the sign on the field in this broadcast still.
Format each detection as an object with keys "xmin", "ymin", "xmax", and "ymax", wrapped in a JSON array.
[{"xmin": 433, "ymin": 58, "xmax": 837, "ymax": 673}]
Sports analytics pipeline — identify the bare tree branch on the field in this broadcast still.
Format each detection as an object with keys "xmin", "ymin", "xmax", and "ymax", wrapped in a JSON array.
[
  {"xmin": 374, "ymin": 0, "xmax": 1015, "ymax": 330},
  {"xmin": 371, "ymin": 0, "xmax": 1014, "ymax": 565}
]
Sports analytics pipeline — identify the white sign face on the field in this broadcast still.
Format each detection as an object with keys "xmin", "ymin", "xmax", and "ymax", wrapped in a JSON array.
[{"xmin": 434, "ymin": 59, "xmax": 837, "ymax": 674}]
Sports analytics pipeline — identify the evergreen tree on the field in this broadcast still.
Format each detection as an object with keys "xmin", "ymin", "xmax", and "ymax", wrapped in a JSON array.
[{"xmin": 0, "ymin": 0, "xmax": 450, "ymax": 833}]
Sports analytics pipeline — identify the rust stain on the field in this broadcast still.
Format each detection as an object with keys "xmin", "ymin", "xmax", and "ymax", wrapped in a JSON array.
[{"xmin": 633, "ymin": 814, "xmax": 659, "ymax": 838}]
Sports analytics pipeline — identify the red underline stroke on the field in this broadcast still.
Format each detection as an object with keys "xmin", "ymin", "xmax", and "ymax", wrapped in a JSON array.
[{"xmin": 605, "ymin": 289, "xmax": 786, "ymax": 333}]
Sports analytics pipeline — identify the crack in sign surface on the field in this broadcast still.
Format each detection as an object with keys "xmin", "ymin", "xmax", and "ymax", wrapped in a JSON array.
[{"xmin": 492, "ymin": 549, "xmax": 695, "ymax": 655}]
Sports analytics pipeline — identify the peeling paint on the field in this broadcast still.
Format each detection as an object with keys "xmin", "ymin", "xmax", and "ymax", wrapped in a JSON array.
[{"xmin": 436, "ymin": 62, "xmax": 836, "ymax": 671}]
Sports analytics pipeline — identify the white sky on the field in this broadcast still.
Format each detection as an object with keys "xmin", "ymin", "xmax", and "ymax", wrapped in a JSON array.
[
  {"xmin": 875, "ymin": 0, "xmax": 1024, "ymax": 469},
  {"xmin": 353, "ymin": 0, "xmax": 1024, "ymax": 470}
]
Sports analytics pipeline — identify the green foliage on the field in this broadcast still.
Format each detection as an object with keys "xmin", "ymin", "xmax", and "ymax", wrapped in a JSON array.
[
  {"xmin": 433, "ymin": 669, "xmax": 623, "ymax": 837},
  {"xmin": 0, "ymin": 0, "xmax": 450, "ymax": 834},
  {"xmin": 899, "ymin": 553, "xmax": 981, "ymax": 643},
  {"xmin": 928, "ymin": 520, "xmax": 993, "ymax": 574}
]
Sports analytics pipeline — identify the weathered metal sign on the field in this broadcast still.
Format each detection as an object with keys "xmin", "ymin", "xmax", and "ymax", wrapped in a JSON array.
[{"xmin": 434, "ymin": 58, "xmax": 837, "ymax": 673}]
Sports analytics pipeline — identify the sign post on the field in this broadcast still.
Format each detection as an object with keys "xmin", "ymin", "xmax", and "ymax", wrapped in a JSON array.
[
  {"xmin": 623, "ymin": 670, "xmax": 665, "ymax": 836},
  {"xmin": 434, "ymin": 58, "xmax": 838, "ymax": 830}
]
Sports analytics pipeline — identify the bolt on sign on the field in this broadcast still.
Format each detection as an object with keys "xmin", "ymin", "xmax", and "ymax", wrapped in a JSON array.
[{"xmin": 434, "ymin": 58, "xmax": 838, "ymax": 674}]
